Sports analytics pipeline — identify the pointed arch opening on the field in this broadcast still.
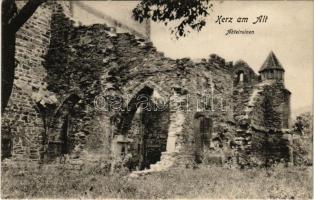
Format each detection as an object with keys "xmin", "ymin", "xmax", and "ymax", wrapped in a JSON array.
[
  {"xmin": 114, "ymin": 85, "xmax": 170, "ymax": 170},
  {"xmin": 44, "ymin": 94, "xmax": 80, "ymax": 162}
]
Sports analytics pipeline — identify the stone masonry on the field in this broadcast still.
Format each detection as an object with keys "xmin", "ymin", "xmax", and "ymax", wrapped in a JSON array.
[{"xmin": 2, "ymin": 2, "xmax": 292, "ymax": 170}]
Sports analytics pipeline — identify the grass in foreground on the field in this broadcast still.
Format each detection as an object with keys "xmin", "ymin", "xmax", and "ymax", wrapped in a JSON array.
[{"xmin": 1, "ymin": 165, "xmax": 312, "ymax": 199}]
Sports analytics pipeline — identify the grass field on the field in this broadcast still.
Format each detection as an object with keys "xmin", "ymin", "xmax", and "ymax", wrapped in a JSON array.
[{"xmin": 1, "ymin": 165, "xmax": 312, "ymax": 199}]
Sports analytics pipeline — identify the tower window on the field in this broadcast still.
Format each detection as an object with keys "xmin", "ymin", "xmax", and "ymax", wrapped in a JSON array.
[
  {"xmin": 235, "ymin": 70, "xmax": 246, "ymax": 86},
  {"xmin": 239, "ymin": 73, "xmax": 244, "ymax": 82}
]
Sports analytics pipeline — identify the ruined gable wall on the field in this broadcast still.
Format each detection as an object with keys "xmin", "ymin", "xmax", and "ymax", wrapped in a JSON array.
[
  {"xmin": 43, "ymin": 13, "xmax": 242, "ymax": 167},
  {"xmin": 109, "ymin": 46, "xmax": 239, "ymax": 165},
  {"xmin": 235, "ymin": 81, "xmax": 291, "ymax": 166},
  {"xmin": 43, "ymin": 12, "xmax": 192, "ymax": 161}
]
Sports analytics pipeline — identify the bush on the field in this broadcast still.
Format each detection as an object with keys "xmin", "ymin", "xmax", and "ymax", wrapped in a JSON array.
[
  {"xmin": 292, "ymin": 135, "xmax": 313, "ymax": 166},
  {"xmin": 291, "ymin": 112, "xmax": 313, "ymax": 166}
]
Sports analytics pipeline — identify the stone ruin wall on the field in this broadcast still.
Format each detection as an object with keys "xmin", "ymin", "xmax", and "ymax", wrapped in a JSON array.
[
  {"xmin": 2, "ymin": 2, "xmax": 292, "ymax": 169},
  {"xmin": 44, "ymin": 15, "xmax": 238, "ymax": 167},
  {"xmin": 232, "ymin": 78, "xmax": 291, "ymax": 166},
  {"xmin": 2, "ymin": 2, "xmax": 73, "ymax": 162},
  {"xmin": 2, "ymin": 2, "xmax": 53, "ymax": 161}
]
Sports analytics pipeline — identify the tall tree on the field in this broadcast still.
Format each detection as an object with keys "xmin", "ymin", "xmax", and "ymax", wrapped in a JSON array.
[{"xmin": 1, "ymin": 0, "xmax": 213, "ymax": 111}]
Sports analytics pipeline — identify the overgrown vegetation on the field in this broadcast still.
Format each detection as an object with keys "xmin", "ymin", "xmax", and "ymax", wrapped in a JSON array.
[
  {"xmin": 291, "ymin": 112, "xmax": 313, "ymax": 166},
  {"xmin": 133, "ymin": 0, "xmax": 213, "ymax": 38},
  {"xmin": 1, "ymin": 165, "xmax": 312, "ymax": 199},
  {"xmin": 2, "ymin": 112, "xmax": 312, "ymax": 199}
]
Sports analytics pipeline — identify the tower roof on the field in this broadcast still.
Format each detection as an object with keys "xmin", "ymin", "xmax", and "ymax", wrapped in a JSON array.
[{"xmin": 259, "ymin": 51, "xmax": 285, "ymax": 73}]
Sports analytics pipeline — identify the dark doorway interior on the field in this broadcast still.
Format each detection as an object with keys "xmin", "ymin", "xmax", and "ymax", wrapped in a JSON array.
[
  {"xmin": 1, "ymin": 138, "xmax": 12, "ymax": 160},
  {"xmin": 47, "ymin": 114, "xmax": 71, "ymax": 161},
  {"xmin": 46, "ymin": 94, "xmax": 79, "ymax": 162},
  {"xmin": 60, "ymin": 114, "xmax": 70, "ymax": 155},
  {"xmin": 139, "ymin": 106, "xmax": 169, "ymax": 169},
  {"xmin": 120, "ymin": 87, "xmax": 170, "ymax": 170},
  {"xmin": 194, "ymin": 114, "xmax": 212, "ymax": 163}
]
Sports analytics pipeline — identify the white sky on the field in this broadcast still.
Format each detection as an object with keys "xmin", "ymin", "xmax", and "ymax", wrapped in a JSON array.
[{"xmin": 78, "ymin": 1, "xmax": 313, "ymax": 115}]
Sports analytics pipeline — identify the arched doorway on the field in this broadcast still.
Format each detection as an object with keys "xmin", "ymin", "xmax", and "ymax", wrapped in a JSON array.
[
  {"xmin": 117, "ymin": 86, "xmax": 170, "ymax": 170},
  {"xmin": 44, "ymin": 94, "xmax": 80, "ymax": 161}
]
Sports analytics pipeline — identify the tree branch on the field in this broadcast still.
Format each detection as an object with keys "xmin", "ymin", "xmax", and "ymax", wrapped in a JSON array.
[{"xmin": 8, "ymin": 0, "xmax": 47, "ymax": 33}]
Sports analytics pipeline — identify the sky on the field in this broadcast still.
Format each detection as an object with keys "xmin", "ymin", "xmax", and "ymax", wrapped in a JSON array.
[{"xmin": 76, "ymin": 1, "xmax": 313, "ymax": 116}]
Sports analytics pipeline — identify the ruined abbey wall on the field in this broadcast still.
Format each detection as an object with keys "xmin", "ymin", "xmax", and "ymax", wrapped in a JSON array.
[
  {"xmin": 2, "ymin": 2, "xmax": 72, "ymax": 161},
  {"xmin": 43, "ymin": 18, "xmax": 235, "ymax": 165},
  {"xmin": 2, "ymin": 2, "xmax": 53, "ymax": 161},
  {"xmin": 2, "ymin": 2, "xmax": 292, "ymax": 169}
]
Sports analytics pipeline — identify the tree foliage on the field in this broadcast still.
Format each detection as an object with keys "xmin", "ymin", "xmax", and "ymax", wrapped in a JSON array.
[
  {"xmin": 133, "ymin": 0, "xmax": 213, "ymax": 38},
  {"xmin": 291, "ymin": 112, "xmax": 313, "ymax": 166},
  {"xmin": 292, "ymin": 112, "xmax": 313, "ymax": 136}
]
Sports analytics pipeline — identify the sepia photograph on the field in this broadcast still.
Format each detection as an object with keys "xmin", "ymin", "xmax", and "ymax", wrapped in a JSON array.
[{"xmin": 1, "ymin": 0, "xmax": 313, "ymax": 199}]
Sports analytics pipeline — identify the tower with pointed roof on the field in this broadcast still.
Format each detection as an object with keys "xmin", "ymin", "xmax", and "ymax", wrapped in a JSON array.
[
  {"xmin": 258, "ymin": 51, "xmax": 291, "ymax": 129},
  {"xmin": 259, "ymin": 51, "xmax": 285, "ymax": 82}
]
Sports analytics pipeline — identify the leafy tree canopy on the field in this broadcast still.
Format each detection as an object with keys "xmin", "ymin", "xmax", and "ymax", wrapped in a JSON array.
[{"xmin": 132, "ymin": 0, "xmax": 213, "ymax": 38}]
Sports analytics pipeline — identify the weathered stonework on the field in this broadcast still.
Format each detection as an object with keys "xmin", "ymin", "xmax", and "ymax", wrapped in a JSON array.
[{"xmin": 2, "ymin": 2, "xmax": 292, "ymax": 170}]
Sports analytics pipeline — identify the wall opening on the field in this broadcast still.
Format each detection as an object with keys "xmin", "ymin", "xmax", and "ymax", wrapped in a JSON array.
[
  {"xmin": 60, "ymin": 114, "xmax": 70, "ymax": 155},
  {"xmin": 239, "ymin": 73, "xmax": 244, "ymax": 82},
  {"xmin": 234, "ymin": 70, "xmax": 246, "ymax": 86},
  {"xmin": 1, "ymin": 138, "xmax": 12, "ymax": 160},
  {"xmin": 117, "ymin": 86, "xmax": 170, "ymax": 171},
  {"xmin": 194, "ymin": 114, "xmax": 213, "ymax": 163},
  {"xmin": 46, "ymin": 94, "xmax": 80, "ymax": 162}
]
